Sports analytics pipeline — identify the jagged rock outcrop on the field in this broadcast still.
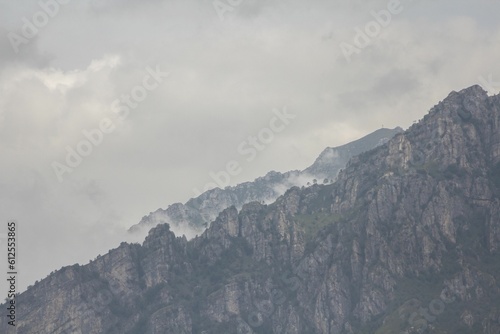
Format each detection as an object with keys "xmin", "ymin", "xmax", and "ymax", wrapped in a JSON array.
[
  {"xmin": 3, "ymin": 85, "xmax": 500, "ymax": 334},
  {"xmin": 129, "ymin": 127, "xmax": 402, "ymax": 236}
]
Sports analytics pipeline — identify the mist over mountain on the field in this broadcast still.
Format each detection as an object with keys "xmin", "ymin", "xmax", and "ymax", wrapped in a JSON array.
[
  {"xmin": 3, "ymin": 85, "xmax": 500, "ymax": 333},
  {"xmin": 129, "ymin": 127, "xmax": 403, "ymax": 238}
]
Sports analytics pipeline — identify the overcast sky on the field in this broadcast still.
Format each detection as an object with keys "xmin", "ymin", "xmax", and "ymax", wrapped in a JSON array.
[{"xmin": 1, "ymin": 0, "xmax": 500, "ymax": 292}]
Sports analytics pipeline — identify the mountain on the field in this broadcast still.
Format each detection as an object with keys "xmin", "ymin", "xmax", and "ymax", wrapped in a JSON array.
[
  {"xmin": 129, "ymin": 127, "xmax": 403, "ymax": 236},
  {"xmin": 303, "ymin": 127, "xmax": 402, "ymax": 178},
  {"xmin": 4, "ymin": 85, "xmax": 500, "ymax": 334}
]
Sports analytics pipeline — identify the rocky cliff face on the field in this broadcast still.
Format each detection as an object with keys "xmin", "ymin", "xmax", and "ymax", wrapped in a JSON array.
[
  {"xmin": 129, "ymin": 127, "xmax": 402, "ymax": 236},
  {"xmin": 3, "ymin": 85, "xmax": 500, "ymax": 334}
]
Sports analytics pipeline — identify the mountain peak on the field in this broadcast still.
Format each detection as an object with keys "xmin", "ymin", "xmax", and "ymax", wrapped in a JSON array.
[
  {"xmin": 446, "ymin": 84, "xmax": 487, "ymax": 99},
  {"xmin": 459, "ymin": 84, "xmax": 488, "ymax": 96}
]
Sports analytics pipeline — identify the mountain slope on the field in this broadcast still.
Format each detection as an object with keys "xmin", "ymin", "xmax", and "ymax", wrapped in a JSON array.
[
  {"xmin": 129, "ymin": 127, "xmax": 403, "ymax": 236},
  {"xmin": 303, "ymin": 126, "xmax": 402, "ymax": 178},
  {"xmin": 3, "ymin": 85, "xmax": 500, "ymax": 334}
]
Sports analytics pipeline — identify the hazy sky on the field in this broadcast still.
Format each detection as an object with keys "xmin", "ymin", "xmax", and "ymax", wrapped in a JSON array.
[{"xmin": 1, "ymin": 0, "xmax": 500, "ymax": 292}]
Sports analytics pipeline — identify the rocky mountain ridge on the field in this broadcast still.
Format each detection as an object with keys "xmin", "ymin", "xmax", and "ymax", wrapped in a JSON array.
[
  {"xmin": 3, "ymin": 85, "xmax": 500, "ymax": 333},
  {"xmin": 129, "ymin": 127, "xmax": 403, "ymax": 236}
]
